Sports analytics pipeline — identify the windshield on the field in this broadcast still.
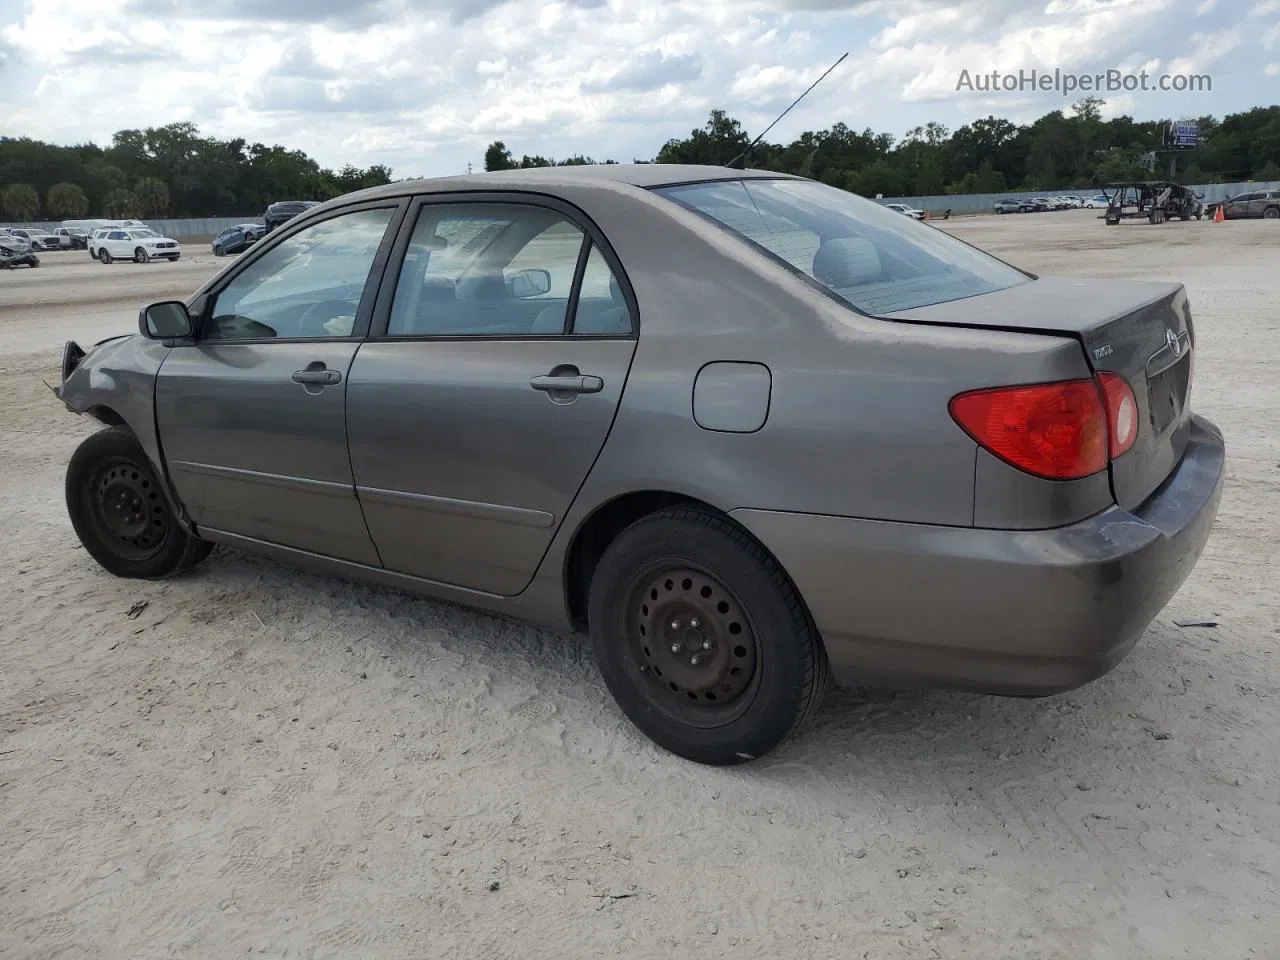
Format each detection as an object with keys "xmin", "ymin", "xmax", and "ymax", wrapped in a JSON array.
[
  {"xmin": 654, "ymin": 178, "xmax": 1029, "ymax": 314},
  {"xmin": 130, "ymin": 229, "xmax": 160, "ymax": 239}
]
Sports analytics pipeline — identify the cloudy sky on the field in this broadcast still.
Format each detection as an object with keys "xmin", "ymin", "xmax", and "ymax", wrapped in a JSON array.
[{"xmin": 0, "ymin": 0, "xmax": 1275, "ymax": 178}]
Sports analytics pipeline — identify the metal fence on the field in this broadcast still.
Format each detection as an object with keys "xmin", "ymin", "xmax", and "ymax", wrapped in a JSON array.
[
  {"xmin": 4, "ymin": 179, "xmax": 1277, "ymax": 234},
  {"xmin": 877, "ymin": 180, "xmax": 1279, "ymax": 214}
]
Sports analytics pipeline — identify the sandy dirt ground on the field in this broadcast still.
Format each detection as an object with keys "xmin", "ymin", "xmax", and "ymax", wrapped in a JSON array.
[{"xmin": 2, "ymin": 215, "xmax": 1278, "ymax": 960}]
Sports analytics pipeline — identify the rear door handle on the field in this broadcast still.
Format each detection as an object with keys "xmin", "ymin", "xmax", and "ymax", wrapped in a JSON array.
[
  {"xmin": 530, "ymin": 374, "xmax": 603, "ymax": 394},
  {"xmin": 292, "ymin": 367, "xmax": 342, "ymax": 385}
]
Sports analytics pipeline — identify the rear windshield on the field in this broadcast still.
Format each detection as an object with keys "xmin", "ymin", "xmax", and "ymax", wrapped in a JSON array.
[{"xmin": 654, "ymin": 178, "xmax": 1029, "ymax": 315}]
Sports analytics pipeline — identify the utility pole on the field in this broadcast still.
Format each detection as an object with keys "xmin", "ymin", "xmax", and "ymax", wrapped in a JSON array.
[{"xmin": 466, "ymin": 162, "xmax": 473, "ymax": 175}]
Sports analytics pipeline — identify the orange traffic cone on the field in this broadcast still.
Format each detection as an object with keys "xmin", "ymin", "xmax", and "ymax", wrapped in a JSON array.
[{"xmin": 1214, "ymin": 204, "xmax": 1224, "ymax": 223}]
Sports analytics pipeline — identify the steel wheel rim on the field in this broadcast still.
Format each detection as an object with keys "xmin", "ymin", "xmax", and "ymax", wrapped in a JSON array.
[
  {"xmin": 84, "ymin": 457, "xmax": 170, "ymax": 561},
  {"xmin": 625, "ymin": 564, "xmax": 761, "ymax": 728}
]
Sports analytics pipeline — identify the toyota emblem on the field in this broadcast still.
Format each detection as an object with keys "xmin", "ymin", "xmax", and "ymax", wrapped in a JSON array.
[{"xmin": 1166, "ymin": 328, "xmax": 1181, "ymax": 355}]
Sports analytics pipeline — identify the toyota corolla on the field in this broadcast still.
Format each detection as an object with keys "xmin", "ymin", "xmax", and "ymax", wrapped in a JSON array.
[{"xmin": 54, "ymin": 164, "xmax": 1225, "ymax": 765}]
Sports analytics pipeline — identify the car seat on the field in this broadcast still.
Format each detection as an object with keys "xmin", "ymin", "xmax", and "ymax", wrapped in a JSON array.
[
  {"xmin": 811, "ymin": 237, "xmax": 882, "ymax": 289},
  {"xmin": 530, "ymin": 276, "xmax": 631, "ymax": 335}
]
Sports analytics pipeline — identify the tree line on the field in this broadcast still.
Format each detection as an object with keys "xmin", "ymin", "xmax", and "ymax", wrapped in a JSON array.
[
  {"xmin": 0, "ymin": 121, "xmax": 394, "ymax": 222},
  {"xmin": 4, "ymin": 99, "xmax": 1277, "ymax": 222},
  {"xmin": 486, "ymin": 99, "xmax": 1280, "ymax": 197}
]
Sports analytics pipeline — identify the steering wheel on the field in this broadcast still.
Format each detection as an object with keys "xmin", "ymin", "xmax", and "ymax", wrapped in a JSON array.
[{"xmin": 297, "ymin": 299, "xmax": 358, "ymax": 337}]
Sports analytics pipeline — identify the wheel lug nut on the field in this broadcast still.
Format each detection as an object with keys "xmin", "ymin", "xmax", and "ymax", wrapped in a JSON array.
[
  {"xmin": 670, "ymin": 619, "xmax": 680, "ymax": 630},
  {"xmin": 690, "ymin": 617, "xmax": 700, "ymax": 628},
  {"xmin": 702, "ymin": 640, "xmax": 711, "ymax": 650},
  {"xmin": 690, "ymin": 655, "xmax": 701, "ymax": 666},
  {"xmin": 670, "ymin": 643, "xmax": 681, "ymax": 653}
]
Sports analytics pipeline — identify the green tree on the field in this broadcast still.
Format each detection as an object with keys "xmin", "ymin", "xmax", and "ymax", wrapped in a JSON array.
[
  {"xmin": 656, "ymin": 109, "xmax": 750, "ymax": 165},
  {"xmin": 46, "ymin": 182, "xmax": 89, "ymax": 217},
  {"xmin": 484, "ymin": 141, "xmax": 514, "ymax": 172},
  {"xmin": 133, "ymin": 177, "xmax": 170, "ymax": 217},
  {"xmin": 103, "ymin": 188, "xmax": 139, "ymax": 219},
  {"xmin": 1, "ymin": 183, "xmax": 40, "ymax": 220},
  {"xmin": 846, "ymin": 160, "xmax": 905, "ymax": 198}
]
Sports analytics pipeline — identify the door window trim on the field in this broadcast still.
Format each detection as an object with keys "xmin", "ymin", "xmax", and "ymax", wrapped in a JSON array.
[
  {"xmin": 188, "ymin": 198, "xmax": 410, "ymax": 346},
  {"xmin": 367, "ymin": 191, "xmax": 639, "ymax": 342}
]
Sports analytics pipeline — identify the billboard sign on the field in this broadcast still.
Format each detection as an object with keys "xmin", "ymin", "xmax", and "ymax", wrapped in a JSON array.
[{"xmin": 1168, "ymin": 122, "xmax": 1199, "ymax": 148}]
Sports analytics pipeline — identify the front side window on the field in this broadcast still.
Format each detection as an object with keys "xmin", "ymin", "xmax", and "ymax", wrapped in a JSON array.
[
  {"xmin": 203, "ymin": 206, "xmax": 395, "ymax": 341},
  {"xmin": 387, "ymin": 203, "xmax": 588, "ymax": 337},
  {"xmin": 655, "ymin": 178, "xmax": 1029, "ymax": 315}
]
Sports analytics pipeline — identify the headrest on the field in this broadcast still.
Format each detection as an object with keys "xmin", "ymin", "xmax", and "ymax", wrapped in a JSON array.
[
  {"xmin": 456, "ymin": 274, "xmax": 506, "ymax": 301},
  {"xmin": 811, "ymin": 237, "xmax": 882, "ymax": 289}
]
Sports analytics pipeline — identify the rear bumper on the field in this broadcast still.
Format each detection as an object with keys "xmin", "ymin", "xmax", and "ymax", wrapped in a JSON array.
[{"xmin": 730, "ymin": 415, "xmax": 1226, "ymax": 696}]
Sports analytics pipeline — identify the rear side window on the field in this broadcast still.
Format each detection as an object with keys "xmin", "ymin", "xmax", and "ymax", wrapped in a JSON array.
[{"xmin": 654, "ymin": 178, "xmax": 1029, "ymax": 315}]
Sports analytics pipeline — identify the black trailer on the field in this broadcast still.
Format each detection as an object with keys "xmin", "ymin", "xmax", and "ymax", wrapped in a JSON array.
[{"xmin": 1103, "ymin": 180, "xmax": 1203, "ymax": 225}]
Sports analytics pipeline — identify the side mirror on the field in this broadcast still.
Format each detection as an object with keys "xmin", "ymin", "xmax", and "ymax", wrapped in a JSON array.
[
  {"xmin": 508, "ymin": 268, "xmax": 552, "ymax": 299},
  {"xmin": 140, "ymin": 300, "xmax": 193, "ymax": 340}
]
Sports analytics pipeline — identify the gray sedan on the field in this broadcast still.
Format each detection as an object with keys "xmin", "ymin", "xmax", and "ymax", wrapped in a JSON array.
[{"xmin": 54, "ymin": 164, "xmax": 1225, "ymax": 765}]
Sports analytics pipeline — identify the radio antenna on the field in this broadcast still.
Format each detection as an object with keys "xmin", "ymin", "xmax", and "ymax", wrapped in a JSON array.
[{"xmin": 725, "ymin": 51, "xmax": 849, "ymax": 169}]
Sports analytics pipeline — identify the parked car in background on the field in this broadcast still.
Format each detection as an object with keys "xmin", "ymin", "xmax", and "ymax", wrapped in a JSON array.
[
  {"xmin": 0, "ymin": 233, "xmax": 39, "ymax": 268},
  {"xmin": 993, "ymin": 199, "xmax": 1031, "ymax": 214},
  {"xmin": 1027, "ymin": 198, "xmax": 1055, "ymax": 212},
  {"xmin": 883, "ymin": 202, "xmax": 925, "ymax": 220},
  {"xmin": 4, "ymin": 227, "xmax": 61, "ymax": 251},
  {"xmin": 53, "ymin": 163, "xmax": 1225, "ymax": 765},
  {"xmin": 53, "ymin": 226, "xmax": 90, "ymax": 249},
  {"xmin": 87, "ymin": 228, "xmax": 111, "ymax": 260},
  {"xmin": 264, "ymin": 200, "xmax": 321, "ymax": 232},
  {"xmin": 93, "ymin": 226, "xmax": 181, "ymax": 264},
  {"xmin": 212, "ymin": 223, "xmax": 266, "ymax": 256},
  {"xmin": 1217, "ymin": 190, "xmax": 1280, "ymax": 220},
  {"xmin": 1082, "ymin": 195, "xmax": 1111, "ymax": 209}
]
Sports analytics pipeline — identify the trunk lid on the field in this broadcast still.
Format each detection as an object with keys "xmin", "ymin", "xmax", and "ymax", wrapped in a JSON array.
[{"xmin": 888, "ymin": 276, "xmax": 1194, "ymax": 511}]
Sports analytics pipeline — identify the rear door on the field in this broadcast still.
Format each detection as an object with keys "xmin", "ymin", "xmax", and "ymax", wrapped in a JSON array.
[
  {"xmin": 155, "ymin": 201, "xmax": 405, "ymax": 563},
  {"xmin": 345, "ymin": 194, "xmax": 638, "ymax": 595}
]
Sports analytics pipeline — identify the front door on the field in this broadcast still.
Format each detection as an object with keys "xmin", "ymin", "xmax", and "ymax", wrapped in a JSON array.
[
  {"xmin": 156, "ymin": 203, "xmax": 403, "ymax": 564},
  {"xmin": 345, "ymin": 197, "xmax": 638, "ymax": 595}
]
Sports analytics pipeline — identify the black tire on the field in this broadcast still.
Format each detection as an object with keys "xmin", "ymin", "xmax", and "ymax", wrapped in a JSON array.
[
  {"xmin": 214, "ymin": 244, "xmax": 224, "ymax": 256},
  {"xmin": 587, "ymin": 507, "xmax": 830, "ymax": 765},
  {"xmin": 134, "ymin": 247, "xmax": 149, "ymax": 264},
  {"xmin": 98, "ymin": 248, "xmax": 112, "ymax": 264},
  {"xmin": 66, "ymin": 426, "xmax": 212, "ymax": 579},
  {"xmin": 1264, "ymin": 206, "xmax": 1280, "ymax": 220}
]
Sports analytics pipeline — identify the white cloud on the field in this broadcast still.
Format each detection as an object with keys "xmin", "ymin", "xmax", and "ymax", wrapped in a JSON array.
[
  {"xmin": 1265, "ymin": 61, "xmax": 1280, "ymax": 75},
  {"xmin": 0, "ymin": 0, "xmax": 1267, "ymax": 176}
]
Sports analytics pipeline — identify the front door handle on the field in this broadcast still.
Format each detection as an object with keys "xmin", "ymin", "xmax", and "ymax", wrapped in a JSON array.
[
  {"xmin": 292, "ymin": 366, "xmax": 342, "ymax": 386},
  {"xmin": 530, "ymin": 374, "xmax": 603, "ymax": 394}
]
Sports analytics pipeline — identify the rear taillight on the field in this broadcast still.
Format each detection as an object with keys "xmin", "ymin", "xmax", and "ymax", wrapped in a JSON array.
[
  {"xmin": 949, "ymin": 374, "xmax": 1137, "ymax": 480},
  {"xmin": 1096, "ymin": 371, "xmax": 1138, "ymax": 458}
]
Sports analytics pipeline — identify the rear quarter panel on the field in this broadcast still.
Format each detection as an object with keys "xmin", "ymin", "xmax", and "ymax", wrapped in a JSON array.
[{"xmin": 524, "ymin": 180, "xmax": 1097, "ymax": 602}]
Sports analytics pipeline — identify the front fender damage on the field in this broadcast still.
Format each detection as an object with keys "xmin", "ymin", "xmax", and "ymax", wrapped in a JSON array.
[{"xmin": 53, "ymin": 334, "xmax": 196, "ymax": 534}]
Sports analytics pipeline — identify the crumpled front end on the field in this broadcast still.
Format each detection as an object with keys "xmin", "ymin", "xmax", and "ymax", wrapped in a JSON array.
[{"xmin": 54, "ymin": 333, "xmax": 196, "ymax": 532}]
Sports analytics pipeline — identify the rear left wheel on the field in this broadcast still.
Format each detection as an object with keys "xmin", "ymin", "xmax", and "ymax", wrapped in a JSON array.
[
  {"xmin": 66, "ymin": 426, "xmax": 212, "ymax": 579},
  {"xmin": 588, "ymin": 507, "xmax": 829, "ymax": 765}
]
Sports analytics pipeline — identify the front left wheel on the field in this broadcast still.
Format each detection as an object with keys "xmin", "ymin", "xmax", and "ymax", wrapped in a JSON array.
[
  {"xmin": 588, "ymin": 507, "xmax": 830, "ymax": 765},
  {"xmin": 66, "ymin": 426, "xmax": 212, "ymax": 579}
]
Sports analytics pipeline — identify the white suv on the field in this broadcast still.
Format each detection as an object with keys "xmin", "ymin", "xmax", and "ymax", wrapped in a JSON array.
[{"xmin": 94, "ymin": 227, "xmax": 181, "ymax": 264}]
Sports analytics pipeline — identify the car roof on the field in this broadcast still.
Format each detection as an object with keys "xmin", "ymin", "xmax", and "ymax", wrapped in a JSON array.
[{"xmin": 334, "ymin": 163, "xmax": 793, "ymax": 206}]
